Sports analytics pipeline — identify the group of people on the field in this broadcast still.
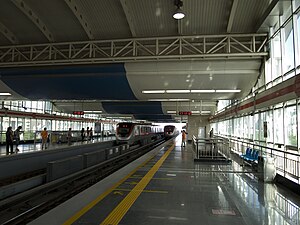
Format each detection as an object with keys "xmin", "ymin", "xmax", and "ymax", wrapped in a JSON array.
[
  {"xmin": 80, "ymin": 127, "xmax": 93, "ymax": 142},
  {"xmin": 6, "ymin": 126, "xmax": 22, "ymax": 155}
]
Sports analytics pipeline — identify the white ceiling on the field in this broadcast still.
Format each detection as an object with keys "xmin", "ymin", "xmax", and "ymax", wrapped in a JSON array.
[{"xmin": 0, "ymin": 0, "xmax": 274, "ymax": 121}]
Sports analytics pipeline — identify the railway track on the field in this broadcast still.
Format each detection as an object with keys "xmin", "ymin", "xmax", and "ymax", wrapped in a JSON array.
[{"xmin": 0, "ymin": 139, "xmax": 166, "ymax": 225}]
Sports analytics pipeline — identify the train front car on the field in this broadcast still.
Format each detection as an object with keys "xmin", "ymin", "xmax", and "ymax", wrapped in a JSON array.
[
  {"xmin": 116, "ymin": 122, "xmax": 136, "ymax": 145},
  {"xmin": 164, "ymin": 125, "xmax": 179, "ymax": 139}
]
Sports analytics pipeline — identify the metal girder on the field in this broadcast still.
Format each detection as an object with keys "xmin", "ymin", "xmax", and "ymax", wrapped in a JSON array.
[
  {"xmin": 120, "ymin": 0, "xmax": 136, "ymax": 37},
  {"xmin": 0, "ymin": 22, "xmax": 19, "ymax": 44},
  {"xmin": 0, "ymin": 34, "xmax": 268, "ymax": 67},
  {"xmin": 227, "ymin": 0, "xmax": 239, "ymax": 33},
  {"xmin": 11, "ymin": 0, "xmax": 54, "ymax": 42},
  {"xmin": 63, "ymin": 0, "xmax": 94, "ymax": 40}
]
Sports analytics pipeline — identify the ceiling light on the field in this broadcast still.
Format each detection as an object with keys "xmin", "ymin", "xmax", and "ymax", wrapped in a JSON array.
[
  {"xmin": 168, "ymin": 99, "xmax": 190, "ymax": 101},
  {"xmin": 216, "ymin": 90, "xmax": 241, "ymax": 93},
  {"xmin": 167, "ymin": 110, "xmax": 177, "ymax": 114},
  {"xmin": 201, "ymin": 110, "xmax": 211, "ymax": 114},
  {"xmin": 191, "ymin": 111, "xmax": 200, "ymax": 114},
  {"xmin": 84, "ymin": 110, "xmax": 102, "ymax": 113},
  {"xmin": 142, "ymin": 90, "xmax": 165, "ymax": 94},
  {"xmin": 173, "ymin": 0, "xmax": 185, "ymax": 20},
  {"xmin": 0, "ymin": 92, "xmax": 11, "ymax": 96},
  {"xmin": 191, "ymin": 90, "xmax": 215, "ymax": 93},
  {"xmin": 166, "ymin": 90, "xmax": 190, "ymax": 93}
]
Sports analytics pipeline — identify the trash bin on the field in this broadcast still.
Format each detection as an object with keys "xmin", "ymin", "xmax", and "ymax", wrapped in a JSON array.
[{"xmin": 264, "ymin": 157, "xmax": 276, "ymax": 182}]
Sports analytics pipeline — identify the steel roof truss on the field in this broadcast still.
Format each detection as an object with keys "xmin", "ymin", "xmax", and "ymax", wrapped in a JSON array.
[
  {"xmin": 120, "ymin": 0, "xmax": 136, "ymax": 37},
  {"xmin": 0, "ymin": 34, "xmax": 268, "ymax": 67},
  {"xmin": 11, "ymin": 0, "xmax": 54, "ymax": 42},
  {"xmin": 0, "ymin": 22, "xmax": 19, "ymax": 44},
  {"xmin": 63, "ymin": 0, "xmax": 94, "ymax": 39}
]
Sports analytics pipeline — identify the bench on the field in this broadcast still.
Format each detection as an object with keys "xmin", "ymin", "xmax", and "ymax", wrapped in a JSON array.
[{"xmin": 240, "ymin": 147, "xmax": 259, "ymax": 164}]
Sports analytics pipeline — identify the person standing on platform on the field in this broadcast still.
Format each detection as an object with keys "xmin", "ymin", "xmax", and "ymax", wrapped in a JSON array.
[
  {"xmin": 41, "ymin": 127, "xmax": 48, "ymax": 150},
  {"xmin": 209, "ymin": 128, "xmax": 214, "ymax": 138},
  {"xmin": 181, "ymin": 130, "xmax": 187, "ymax": 147},
  {"xmin": 14, "ymin": 126, "xmax": 22, "ymax": 152},
  {"xmin": 6, "ymin": 126, "xmax": 14, "ymax": 155},
  {"xmin": 89, "ymin": 127, "xmax": 93, "ymax": 140},
  {"xmin": 67, "ymin": 128, "xmax": 72, "ymax": 145},
  {"xmin": 81, "ymin": 128, "xmax": 85, "ymax": 142},
  {"xmin": 86, "ymin": 127, "xmax": 90, "ymax": 141}
]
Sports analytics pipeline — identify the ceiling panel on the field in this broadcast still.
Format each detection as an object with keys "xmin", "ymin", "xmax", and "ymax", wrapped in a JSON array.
[
  {"xmin": 25, "ymin": 0, "xmax": 88, "ymax": 42},
  {"xmin": 232, "ymin": 0, "xmax": 270, "ymax": 33},
  {"xmin": 76, "ymin": 0, "xmax": 132, "ymax": 39},
  {"xmin": 127, "ymin": 0, "xmax": 177, "ymax": 37},
  {"xmin": 0, "ymin": 1, "xmax": 47, "ymax": 44},
  {"xmin": 182, "ymin": 0, "xmax": 232, "ymax": 35}
]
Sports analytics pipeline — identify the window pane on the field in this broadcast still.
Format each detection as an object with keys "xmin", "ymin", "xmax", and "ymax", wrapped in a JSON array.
[
  {"xmin": 272, "ymin": 32, "xmax": 282, "ymax": 80},
  {"xmin": 282, "ymin": 20, "xmax": 295, "ymax": 74},
  {"xmin": 266, "ymin": 110, "xmax": 274, "ymax": 143},
  {"xmin": 285, "ymin": 105, "xmax": 297, "ymax": 146},
  {"xmin": 295, "ymin": 13, "xmax": 300, "ymax": 68},
  {"xmin": 274, "ymin": 108, "xmax": 284, "ymax": 144}
]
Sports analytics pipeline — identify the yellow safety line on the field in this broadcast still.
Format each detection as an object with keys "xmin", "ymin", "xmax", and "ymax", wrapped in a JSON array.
[
  {"xmin": 129, "ymin": 177, "xmax": 173, "ymax": 180},
  {"xmin": 62, "ymin": 148, "xmax": 162, "ymax": 225},
  {"xmin": 113, "ymin": 188, "xmax": 169, "ymax": 194},
  {"xmin": 100, "ymin": 144, "xmax": 175, "ymax": 225}
]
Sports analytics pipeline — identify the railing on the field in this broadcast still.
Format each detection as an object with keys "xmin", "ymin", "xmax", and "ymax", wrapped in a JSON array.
[
  {"xmin": 216, "ymin": 135, "xmax": 300, "ymax": 184},
  {"xmin": 192, "ymin": 136, "xmax": 230, "ymax": 161}
]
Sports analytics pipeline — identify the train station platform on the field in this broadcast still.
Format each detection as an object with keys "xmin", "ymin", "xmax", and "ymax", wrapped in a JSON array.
[
  {"xmin": 0, "ymin": 136, "xmax": 116, "ymax": 156},
  {"xmin": 29, "ymin": 136, "xmax": 300, "ymax": 225}
]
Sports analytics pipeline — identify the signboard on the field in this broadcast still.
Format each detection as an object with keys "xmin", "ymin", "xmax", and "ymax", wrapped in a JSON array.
[
  {"xmin": 73, "ymin": 111, "xmax": 84, "ymax": 115},
  {"xmin": 179, "ymin": 111, "xmax": 192, "ymax": 115}
]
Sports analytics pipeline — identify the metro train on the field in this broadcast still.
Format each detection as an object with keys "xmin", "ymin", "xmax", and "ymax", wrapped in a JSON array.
[
  {"xmin": 164, "ymin": 125, "xmax": 179, "ymax": 139},
  {"xmin": 116, "ymin": 122, "xmax": 163, "ymax": 145}
]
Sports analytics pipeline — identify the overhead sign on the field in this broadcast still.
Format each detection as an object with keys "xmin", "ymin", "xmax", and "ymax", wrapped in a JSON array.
[
  {"xmin": 179, "ymin": 111, "xmax": 192, "ymax": 115},
  {"xmin": 73, "ymin": 111, "xmax": 84, "ymax": 115}
]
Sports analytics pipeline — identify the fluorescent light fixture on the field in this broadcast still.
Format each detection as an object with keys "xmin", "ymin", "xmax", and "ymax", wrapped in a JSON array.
[
  {"xmin": 215, "ymin": 90, "xmax": 241, "ymax": 93},
  {"xmin": 0, "ymin": 92, "xmax": 11, "ymax": 96},
  {"xmin": 168, "ymin": 99, "xmax": 190, "ymax": 101},
  {"xmin": 191, "ymin": 111, "xmax": 200, "ymax": 114},
  {"xmin": 148, "ymin": 99, "xmax": 169, "ymax": 101},
  {"xmin": 142, "ymin": 90, "xmax": 165, "ymax": 94},
  {"xmin": 84, "ymin": 111, "xmax": 102, "ymax": 113},
  {"xmin": 166, "ymin": 90, "xmax": 190, "ymax": 93},
  {"xmin": 167, "ymin": 110, "xmax": 177, "ymax": 114},
  {"xmin": 148, "ymin": 99, "xmax": 190, "ymax": 102},
  {"xmin": 201, "ymin": 110, "xmax": 211, "ymax": 114},
  {"xmin": 191, "ymin": 90, "xmax": 215, "ymax": 93}
]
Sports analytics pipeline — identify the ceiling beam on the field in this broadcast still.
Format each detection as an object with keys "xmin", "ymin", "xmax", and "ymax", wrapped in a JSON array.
[
  {"xmin": 120, "ymin": 0, "xmax": 136, "ymax": 37},
  {"xmin": 227, "ymin": 0, "xmax": 239, "ymax": 33},
  {"xmin": 11, "ymin": 0, "xmax": 54, "ymax": 42},
  {"xmin": 254, "ymin": 0, "xmax": 279, "ymax": 32},
  {"xmin": 0, "ymin": 22, "xmax": 19, "ymax": 44},
  {"xmin": 63, "ymin": 0, "xmax": 94, "ymax": 40}
]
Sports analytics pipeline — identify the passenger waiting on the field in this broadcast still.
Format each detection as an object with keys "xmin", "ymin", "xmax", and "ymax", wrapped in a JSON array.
[
  {"xmin": 81, "ymin": 128, "xmax": 85, "ymax": 142},
  {"xmin": 6, "ymin": 126, "xmax": 14, "ymax": 155},
  {"xmin": 41, "ymin": 127, "xmax": 48, "ymax": 150},
  {"xmin": 14, "ymin": 126, "xmax": 22, "ymax": 152},
  {"xmin": 67, "ymin": 128, "xmax": 72, "ymax": 145}
]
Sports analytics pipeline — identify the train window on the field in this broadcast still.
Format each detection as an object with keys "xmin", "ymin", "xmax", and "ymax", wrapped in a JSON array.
[{"xmin": 118, "ymin": 128, "xmax": 130, "ymax": 134}]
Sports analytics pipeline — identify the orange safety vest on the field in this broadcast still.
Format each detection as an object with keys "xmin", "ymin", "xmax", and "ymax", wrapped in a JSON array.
[{"xmin": 182, "ymin": 131, "xmax": 186, "ymax": 140}]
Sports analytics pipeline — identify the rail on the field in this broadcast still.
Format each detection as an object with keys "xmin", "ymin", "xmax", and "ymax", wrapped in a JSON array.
[
  {"xmin": 192, "ymin": 136, "xmax": 231, "ymax": 162},
  {"xmin": 216, "ymin": 135, "xmax": 300, "ymax": 183}
]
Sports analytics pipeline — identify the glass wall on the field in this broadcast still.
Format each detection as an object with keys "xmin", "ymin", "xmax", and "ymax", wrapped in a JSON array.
[{"xmin": 0, "ymin": 100, "xmax": 113, "ymax": 143}]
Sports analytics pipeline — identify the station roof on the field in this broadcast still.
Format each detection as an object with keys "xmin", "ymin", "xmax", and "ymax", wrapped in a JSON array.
[{"xmin": 0, "ymin": 0, "xmax": 280, "ymax": 122}]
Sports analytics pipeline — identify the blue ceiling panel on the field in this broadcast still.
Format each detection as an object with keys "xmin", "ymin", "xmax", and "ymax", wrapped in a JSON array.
[
  {"xmin": 102, "ymin": 102, "xmax": 163, "ymax": 114},
  {"xmin": 134, "ymin": 114, "xmax": 174, "ymax": 122},
  {"xmin": 0, "ymin": 64, "xmax": 137, "ymax": 100}
]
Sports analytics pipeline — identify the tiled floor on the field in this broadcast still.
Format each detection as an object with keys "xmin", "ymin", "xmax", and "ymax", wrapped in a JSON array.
[{"xmin": 29, "ymin": 136, "xmax": 300, "ymax": 225}]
